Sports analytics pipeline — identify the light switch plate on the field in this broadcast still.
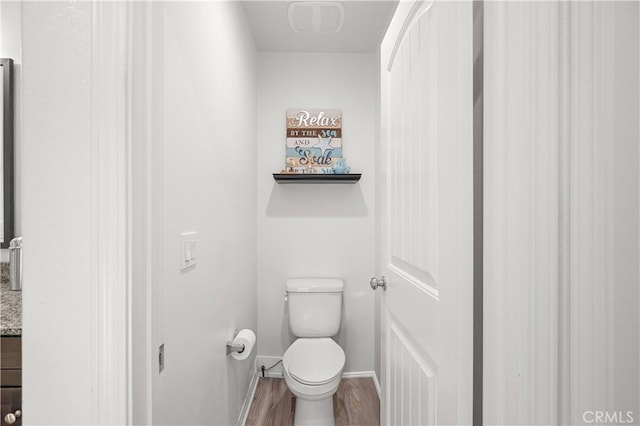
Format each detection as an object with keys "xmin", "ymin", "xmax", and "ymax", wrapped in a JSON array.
[{"xmin": 180, "ymin": 232, "xmax": 197, "ymax": 270}]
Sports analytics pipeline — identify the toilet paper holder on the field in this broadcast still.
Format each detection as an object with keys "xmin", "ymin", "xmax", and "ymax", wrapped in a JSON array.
[{"xmin": 226, "ymin": 330, "xmax": 245, "ymax": 356}]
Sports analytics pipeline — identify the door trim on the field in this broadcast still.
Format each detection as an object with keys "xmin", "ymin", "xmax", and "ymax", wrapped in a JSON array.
[
  {"xmin": 483, "ymin": 2, "xmax": 561, "ymax": 423},
  {"xmin": 90, "ymin": 2, "xmax": 133, "ymax": 423}
]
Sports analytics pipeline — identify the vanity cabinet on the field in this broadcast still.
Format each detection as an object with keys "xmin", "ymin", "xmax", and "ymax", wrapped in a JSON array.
[
  {"xmin": 0, "ymin": 389, "xmax": 20, "ymax": 426},
  {"xmin": 0, "ymin": 337, "xmax": 21, "ymax": 426}
]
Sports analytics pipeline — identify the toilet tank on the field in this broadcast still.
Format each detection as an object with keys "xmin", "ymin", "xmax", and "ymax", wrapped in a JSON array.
[{"xmin": 286, "ymin": 278, "xmax": 343, "ymax": 338}]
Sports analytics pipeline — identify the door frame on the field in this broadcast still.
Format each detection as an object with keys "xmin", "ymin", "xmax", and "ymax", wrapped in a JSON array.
[
  {"xmin": 90, "ymin": 1, "xmax": 134, "ymax": 423},
  {"xmin": 89, "ymin": 1, "xmax": 155, "ymax": 423}
]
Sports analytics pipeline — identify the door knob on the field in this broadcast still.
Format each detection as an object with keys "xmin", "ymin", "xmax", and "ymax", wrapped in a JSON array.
[
  {"xmin": 4, "ymin": 410, "xmax": 21, "ymax": 424},
  {"xmin": 370, "ymin": 276, "xmax": 387, "ymax": 291}
]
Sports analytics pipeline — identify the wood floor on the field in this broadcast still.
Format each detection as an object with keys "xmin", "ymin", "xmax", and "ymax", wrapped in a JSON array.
[{"xmin": 246, "ymin": 377, "xmax": 380, "ymax": 426}]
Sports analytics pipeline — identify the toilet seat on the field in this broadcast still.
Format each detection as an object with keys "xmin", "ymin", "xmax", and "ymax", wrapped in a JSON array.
[{"xmin": 283, "ymin": 338, "xmax": 345, "ymax": 386}]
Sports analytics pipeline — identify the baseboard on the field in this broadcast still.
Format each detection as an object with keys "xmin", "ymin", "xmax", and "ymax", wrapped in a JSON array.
[
  {"xmin": 253, "ymin": 359, "xmax": 382, "ymax": 399},
  {"xmin": 341, "ymin": 371, "xmax": 382, "ymax": 398},
  {"xmin": 236, "ymin": 368, "xmax": 259, "ymax": 426},
  {"xmin": 256, "ymin": 355, "xmax": 284, "ymax": 378},
  {"xmin": 372, "ymin": 372, "xmax": 382, "ymax": 398}
]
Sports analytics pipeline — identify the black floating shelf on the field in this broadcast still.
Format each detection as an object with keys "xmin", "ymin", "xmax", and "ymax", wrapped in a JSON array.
[{"xmin": 273, "ymin": 173, "xmax": 362, "ymax": 184}]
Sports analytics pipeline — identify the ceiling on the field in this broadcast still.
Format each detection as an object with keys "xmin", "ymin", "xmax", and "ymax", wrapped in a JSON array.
[{"xmin": 241, "ymin": 1, "xmax": 398, "ymax": 53}]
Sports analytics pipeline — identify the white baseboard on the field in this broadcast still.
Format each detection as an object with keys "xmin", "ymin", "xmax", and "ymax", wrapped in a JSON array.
[
  {"xmin": 253, "ymin": 359, "xmax": 382, "ymax": 400},
  {"xmin": 341, "ymin": 371, "xmax": 374, "ymax": 378},
  {"xmin": 342, "ymin": 371, "xmax": 381, "ymax": 398},
  {"xmin": 256, "ymin": 355, "xmax": 284, "ymax": 378},
  {"xmin": 372, "ymin": 372, "xmax": 381, "ymax": 398},
  {"xmin": 237, "ymin": 369, "xmax": 259, "ymax": 426}
]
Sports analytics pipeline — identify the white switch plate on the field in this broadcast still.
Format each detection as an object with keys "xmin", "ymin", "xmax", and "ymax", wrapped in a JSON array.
[{"xmin": 180, "ymin": 232, "xmax": 197, "ymax": 271}]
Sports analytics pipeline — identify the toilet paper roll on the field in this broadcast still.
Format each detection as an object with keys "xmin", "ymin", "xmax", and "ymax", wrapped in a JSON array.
[{"xmin": 230, "ymin": 329, "xmax": 256, "ymax": 361}]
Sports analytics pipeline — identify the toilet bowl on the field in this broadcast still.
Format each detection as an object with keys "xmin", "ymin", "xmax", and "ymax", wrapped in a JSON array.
[{"xmin": 283, "ymin": 337, "xmax": 345, "ymax": 426}]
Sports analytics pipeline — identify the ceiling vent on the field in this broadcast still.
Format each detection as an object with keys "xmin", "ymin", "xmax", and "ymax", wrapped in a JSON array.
[{"xmin": 287, "ymin": 2, "xmax": 346, "ymax": 33}]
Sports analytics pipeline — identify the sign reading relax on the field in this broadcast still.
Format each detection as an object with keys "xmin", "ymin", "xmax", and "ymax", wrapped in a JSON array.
[{"xmin": 285, "ymin": 109, "xmax": 343, "ymax": 174}]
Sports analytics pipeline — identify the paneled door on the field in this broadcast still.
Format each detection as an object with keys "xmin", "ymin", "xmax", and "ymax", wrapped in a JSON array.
[{"xmin": 379, "ymin": 1, "xmax": 473, "ymax": 424}]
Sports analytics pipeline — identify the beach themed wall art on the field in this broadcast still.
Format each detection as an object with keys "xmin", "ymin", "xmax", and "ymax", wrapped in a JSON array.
[{"xmin": 284, "ymin": 109, "xmax": 346, "ymax": 174}]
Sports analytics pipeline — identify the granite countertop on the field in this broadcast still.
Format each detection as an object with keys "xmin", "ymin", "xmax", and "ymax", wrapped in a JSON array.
[{"xmin": 0, "ymin": 262, "xmax": 22, "ymax": 336}]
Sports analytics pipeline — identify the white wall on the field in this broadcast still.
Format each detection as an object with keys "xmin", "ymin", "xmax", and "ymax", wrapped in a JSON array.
[
  {"xmin": 21, "ymin": 2, "xmax": 93, "ymax": 423},
  {"xmin": 256, "ymin": 53, "xmax": 376, "ymax": 373},
  {"xmin": 0, "ymin": 0, "xmax": 21, "ymax": 261},
  {"xmin": 151, "ymin": 3, "xmax": 258, "ymax": 425}
]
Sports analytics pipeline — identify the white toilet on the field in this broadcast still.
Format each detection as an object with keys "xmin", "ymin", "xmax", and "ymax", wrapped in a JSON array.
[{"xmin": 283, "ymin": 278, "xmax": 345, "ymax": 426}]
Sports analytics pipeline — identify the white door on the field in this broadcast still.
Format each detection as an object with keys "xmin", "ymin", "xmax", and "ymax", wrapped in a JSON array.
[{"xmin": 379, "ymin": 1, "xmax": 474, "ymax": 424}]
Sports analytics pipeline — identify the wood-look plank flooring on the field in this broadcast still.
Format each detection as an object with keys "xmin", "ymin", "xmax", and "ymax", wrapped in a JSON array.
[
  {"xmin": 246, "ymin": 377, "xmax": 295, "ymax": 426},
  {"xmin": 246, "ymin": 377, "xmax": 380, "ymax": 426}
]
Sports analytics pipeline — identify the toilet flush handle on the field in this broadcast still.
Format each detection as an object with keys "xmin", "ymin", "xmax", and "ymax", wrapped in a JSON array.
[{"xmin": 370, "ymin": 276, "xmax": 387, "ymax": 291}]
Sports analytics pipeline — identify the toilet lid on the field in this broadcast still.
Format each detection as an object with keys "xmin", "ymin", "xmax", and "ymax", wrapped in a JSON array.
[{"xmin": 284, "ymin": 338, "xmax": 345, "ymax": 386}]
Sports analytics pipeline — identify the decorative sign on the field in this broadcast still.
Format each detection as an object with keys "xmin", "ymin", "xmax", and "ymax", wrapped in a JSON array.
[{"xmin": 285, "ymin": 109, "xmax": 344, "ymax": 174}]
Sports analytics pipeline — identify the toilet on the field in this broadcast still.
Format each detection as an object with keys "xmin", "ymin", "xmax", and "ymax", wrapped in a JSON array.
[{"xmin": 283, "ymin": 278, "xmax": 345, "ymax": 426}]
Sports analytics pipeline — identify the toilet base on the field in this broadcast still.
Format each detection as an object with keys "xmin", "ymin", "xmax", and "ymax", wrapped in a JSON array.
[{"xmin": 294, "ymin": 396, "xmax": 335, "ymax": 426}]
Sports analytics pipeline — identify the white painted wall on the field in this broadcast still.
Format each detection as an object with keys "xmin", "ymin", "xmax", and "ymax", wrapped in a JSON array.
[
  {"xmin": 256, "ymin": 53, "xmax": 376, "ymax": 373},
  {"xmin": 21, "ymin": 2, "xmax": 93, "ymax": 423},
  {"xmin": 151, "ymin": 3, "xmax": 258, "ymax": 425},
  {"xmin": 0, "ymin": 0, "xmax": 21, "ymax": 261}
]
